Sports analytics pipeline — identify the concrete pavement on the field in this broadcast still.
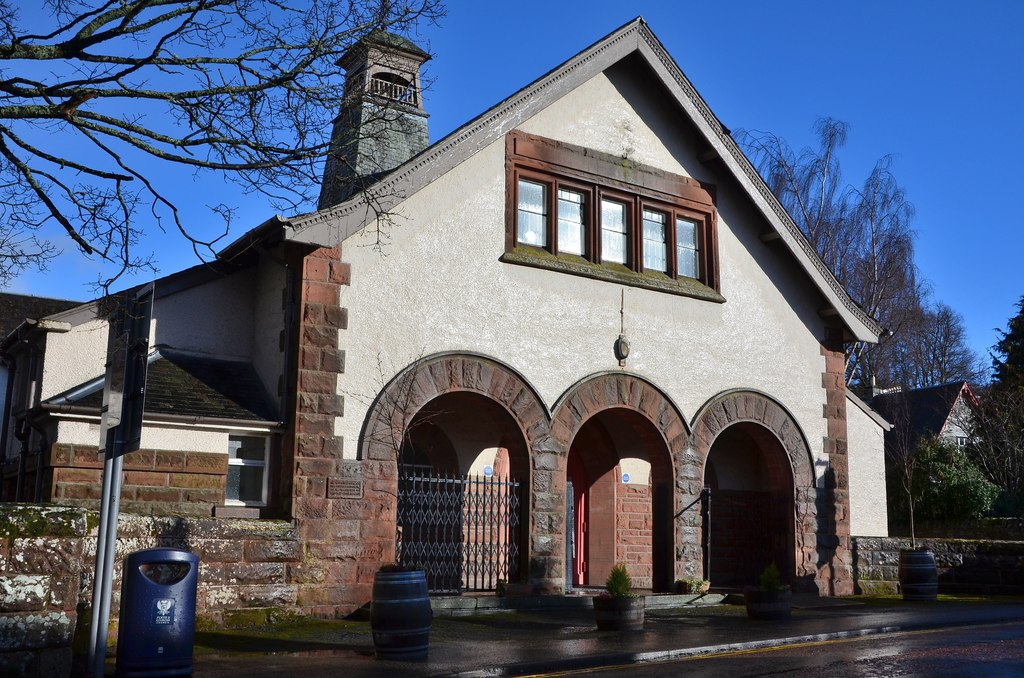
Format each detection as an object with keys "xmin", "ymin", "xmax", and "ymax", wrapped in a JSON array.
[{"xmin": 183, "ymin": 595, "xmax": 1024, "ymax": 677}]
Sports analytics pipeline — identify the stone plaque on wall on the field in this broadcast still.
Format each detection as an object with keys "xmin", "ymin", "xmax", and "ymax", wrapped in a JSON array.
[{"xmin": 328, "ymin": 477, "xmax": 363, "ymax": 499}]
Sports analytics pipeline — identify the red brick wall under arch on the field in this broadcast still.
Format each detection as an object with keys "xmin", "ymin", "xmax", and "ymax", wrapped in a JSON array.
[
  {"xmin": 551, "ymin": 373, "xmax": 690, "ymax": 589},
  {"xmin": 689, "ymin": 391, "xmax": 820, "ymax": 591}
]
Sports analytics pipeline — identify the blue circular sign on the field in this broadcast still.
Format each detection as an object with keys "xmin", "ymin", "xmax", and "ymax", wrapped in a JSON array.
[
  {"xmin": 621, "ymin": 472, "xmax": 631, "ymax": 484},
  {"xmin": 483, "ymin": 465, "xmax": 494, "ymax": 477}
]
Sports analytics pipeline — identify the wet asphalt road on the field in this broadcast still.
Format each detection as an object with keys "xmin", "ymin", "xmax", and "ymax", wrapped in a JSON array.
[{"xmin": 551, "ymin": 621, "xmax": 1024, "ymax": 677}]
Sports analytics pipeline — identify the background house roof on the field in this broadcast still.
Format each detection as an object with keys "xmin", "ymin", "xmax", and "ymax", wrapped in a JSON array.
[
  {"xmin": 0, "ymin": 293, "xmax": 81, "ymax": 338},
  {"xmin": 871, "ymin": 381, "xmax": 970, "ymax": 445},
  {"xmin": 46, "ymin": 347, "xmax": 279, "ymax": 424}
]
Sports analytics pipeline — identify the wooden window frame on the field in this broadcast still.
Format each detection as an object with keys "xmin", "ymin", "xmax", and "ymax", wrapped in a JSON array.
[
  {"xmin": 640, "ymin": 205, "xmax": 670, "ymax": 275},
  {"xmin": 556, "ymin": 184, "xmax": 591, "ymax": 258},
  {"xmin": 597, "ymin": 189, "xmax": 633, "ymax": 267},
  {"xmin": 514, "ymin": 173, "xmax": 552, "ymax": 249},
  {"xmin": 514, "ymin": 169, "xmax": 596, "ymax": 258},
  {"xmin": 504, "ymin": 130, "xmax": 721, "ymax": 298}
]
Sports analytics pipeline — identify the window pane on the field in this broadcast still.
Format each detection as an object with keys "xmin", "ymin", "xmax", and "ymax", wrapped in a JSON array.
[
  {"xmin": 557, "ymin": 189, "xmax": 586, "ymax": 256},
  {"xmin": 232, "ymin": 436, "xmax": 266, "ymax": 463},
  {"xmin": 517, "ymin": 179, "xmax": 547, "ymax": 247},
  {"xmin": 226, "ymin": 465, "xmax": 241, "ymax": 502},
  {"xmin": 601, "ymin": 199, "xmax": 627, "ymax": 264},
  {"xmin": 228, "ymin": 435, "xmax": 267, "ymax": 505},
  {"xmin": 676, "ymin": 217, "xmax": 700, "ymax": 278},
  {"xmin": 238, "ymin": 466, "xmax": 265, "ymax": 503},
  {"xmin": 642, "ymin": 209, "xmax": 667, "ymax": 272},
  {"xmin": 676, "ymin": 218, "xmax": 698, "ymax": 248}
]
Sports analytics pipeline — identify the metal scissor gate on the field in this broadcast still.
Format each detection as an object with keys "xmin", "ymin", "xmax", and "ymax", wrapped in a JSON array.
[{"xmin": 397, "ymin": 467, "xmax": 522, "ymax": 593}]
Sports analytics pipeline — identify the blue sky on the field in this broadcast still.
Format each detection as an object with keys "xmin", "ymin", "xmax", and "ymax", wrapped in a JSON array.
[{"xmin": 16, "ymin": 1, "xmax": 1024, "ymax": 365}]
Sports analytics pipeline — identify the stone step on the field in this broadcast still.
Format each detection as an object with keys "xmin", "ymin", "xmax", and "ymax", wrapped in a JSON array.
[{"xmin": 429, "ymin": 592, "xmax": 728, "ymax": 617}]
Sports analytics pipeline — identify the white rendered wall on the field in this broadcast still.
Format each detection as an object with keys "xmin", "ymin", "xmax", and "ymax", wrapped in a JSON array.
[
  {"xmin": 329, "ymin": 68, "xmax": 830, "ymax": 473},
  {"xmin": 152, "ymin": 268, "xmax": 256, "ymax": 359},
  {"xmin": 847, "ymin": 395, "xmax": 889, "ymax": 537},
  {"xmin": 41, "ymin": 316, "xmax": 108, "ymax": 400},
  {"xmin": 56, "ymin": 418, "xmax": 241, "ymax": 453},
  {"xmin": 941, "ymin": 397, "xmax": 971, "ymax": 442},
  {"xmin": 40, "ymin": 265, "xmax": 270, "ymax": 404}
]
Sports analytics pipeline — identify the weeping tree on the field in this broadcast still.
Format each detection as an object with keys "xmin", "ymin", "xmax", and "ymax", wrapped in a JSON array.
[
  {"xmin": 739, "ymin": 118, "xmax": 980, "ymax": 391},
  {"xmin": 0, "ymin": 0, "xmax": 443, "ymax": 290},
  {"xmin": 882, "ymin": 301, "xmax": 987, "ymax": 389}
]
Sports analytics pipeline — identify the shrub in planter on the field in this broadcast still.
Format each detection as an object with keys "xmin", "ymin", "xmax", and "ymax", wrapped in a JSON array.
[
  {"xmin": 743, "ymin": 563, "xmax": 792, "ymax": 621},
  {"xmin": 593, "ymin": 564, "xmax": 645, "ymax": 631}
]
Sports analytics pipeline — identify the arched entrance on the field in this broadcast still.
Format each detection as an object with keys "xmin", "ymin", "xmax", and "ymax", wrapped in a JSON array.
[
  {"xmin": 704, "ymin": 422, "xmax": 794, "ymax": 587},
  {"xmin": 361, "ymin": 354, "xmax": 549, "ymax": 594},
  {"xmin": 689, "ymin": 391, "xmax": 817, "ymax": 590},
  {"xmin": 398, "ymin": 392, "xmax": 530, "ymax": 592},
  {"xmin": 553, "ymin": 374, "xmax": 687, "ymax": 594},
  {"xmin": 566, "ymin": 408, "xmax": 674, "ymax": 591}
]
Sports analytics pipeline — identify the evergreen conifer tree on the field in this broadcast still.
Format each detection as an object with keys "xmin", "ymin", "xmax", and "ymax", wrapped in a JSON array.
[{"xmin": 992, "ymin": 295, "xmax": 1024, "ymax": 388}]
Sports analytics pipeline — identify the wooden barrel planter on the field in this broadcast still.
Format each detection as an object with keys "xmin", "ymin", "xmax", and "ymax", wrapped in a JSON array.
[
  {"xmin": 743, "ymin": 588, "xmax": 792, "ymax": 620},
  {"xmin": 370, "ymin": 569, "xmax": 432, "ymax": 660},
  {"xmin": 899, "ymin": 549, "xmax": 938, "ymax": 601},
  {"xmin": 593, "ymin": 596, "xmax": 645, "ymax": 631}
]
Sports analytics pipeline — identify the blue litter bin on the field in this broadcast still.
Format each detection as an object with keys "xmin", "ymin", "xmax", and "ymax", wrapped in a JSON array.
[{"xmin": 116, "ymin": 548, "xmax": 199, "ymax": 677}]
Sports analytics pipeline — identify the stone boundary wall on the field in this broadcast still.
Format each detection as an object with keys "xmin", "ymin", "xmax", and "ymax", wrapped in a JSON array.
[
  {"xmin": 0, "ymin": 504, "xmax": 300, "ymax": 677},
  {"xmin": 852, "ymin": 536, "xmax": 1024, "ymax": 596}
]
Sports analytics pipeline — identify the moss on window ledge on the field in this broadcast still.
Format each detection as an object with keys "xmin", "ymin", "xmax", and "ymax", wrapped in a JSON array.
[{"xmin": 501, "ymin": 248, "xmax": 725, "ymax": 303}]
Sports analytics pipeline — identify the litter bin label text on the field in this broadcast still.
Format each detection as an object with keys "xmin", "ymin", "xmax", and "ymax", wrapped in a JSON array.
[{"xmin": 154, "ymin": 598, "xmax": 175, "ymax": 625}]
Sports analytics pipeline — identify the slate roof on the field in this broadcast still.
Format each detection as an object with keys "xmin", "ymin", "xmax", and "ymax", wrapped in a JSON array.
[
  {"xmin": 0, "ymin": 293, "xmax": 81, "ymax": 337},
  {"xmin": 871, "ymin": 381, "xmax": 969, "ymax": 445},
  {"xmin": 48, "ymin": 347, "xmax": 278, "ymax": 423},
  {"xmin": 365, "ymin": 30, "xmax": 430, "ymax": 58}
]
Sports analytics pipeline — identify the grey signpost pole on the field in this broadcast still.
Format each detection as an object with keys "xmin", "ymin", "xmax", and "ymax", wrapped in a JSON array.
[
  {"xmin": 87, "ymin": 284, "xmax": 154, "ymax": 677},
  {"xmin": 89, "ymin": 451, "xmax": 124, "ymax": 677},
  {"xmin": 86, "ymin": 441, "xmax": 113, "ymax": 669}
]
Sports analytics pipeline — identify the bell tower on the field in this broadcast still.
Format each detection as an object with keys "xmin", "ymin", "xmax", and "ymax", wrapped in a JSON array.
[{"xmin": 318, "ymin": 32, "xmax": 431, "ymax": 210}]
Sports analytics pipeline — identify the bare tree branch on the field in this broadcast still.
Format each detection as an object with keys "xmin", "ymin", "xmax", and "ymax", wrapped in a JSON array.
[
  {"xmin": 0, "ymin": 0, "xmax": 444, "ymax": 290},
  {"xmin": 738, "ymin": 118, "xmax": 981, "ymax": 392}
]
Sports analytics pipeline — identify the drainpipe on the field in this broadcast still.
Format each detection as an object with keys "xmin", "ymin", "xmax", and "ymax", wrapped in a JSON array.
[
  {"xmin": 31, "ymin": 421, "xmax": 47, "ymax": 502},
  {"xmin": 14, "ymin": 436, "xmax": 27, "ymax": 502},
  {"xmin": 0, "ymin": 355, "xmax": 14, "ymax": 500},
  {"xmin": 252, "ymin": 243, "xmax": 295, "ymax": 516},
  {"xmin": 276, "ymin": 255, "xmax": 297, "ymax": 517}
]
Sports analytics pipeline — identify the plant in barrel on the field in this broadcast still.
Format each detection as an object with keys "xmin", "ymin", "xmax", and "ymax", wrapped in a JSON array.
[
  {"xmin": 593, "ymin": 564, "xmax": 645, "ymax": 631},
  {"xmin": 743, "ymin": 563, "xmax": 792, "ymax": 620}
]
